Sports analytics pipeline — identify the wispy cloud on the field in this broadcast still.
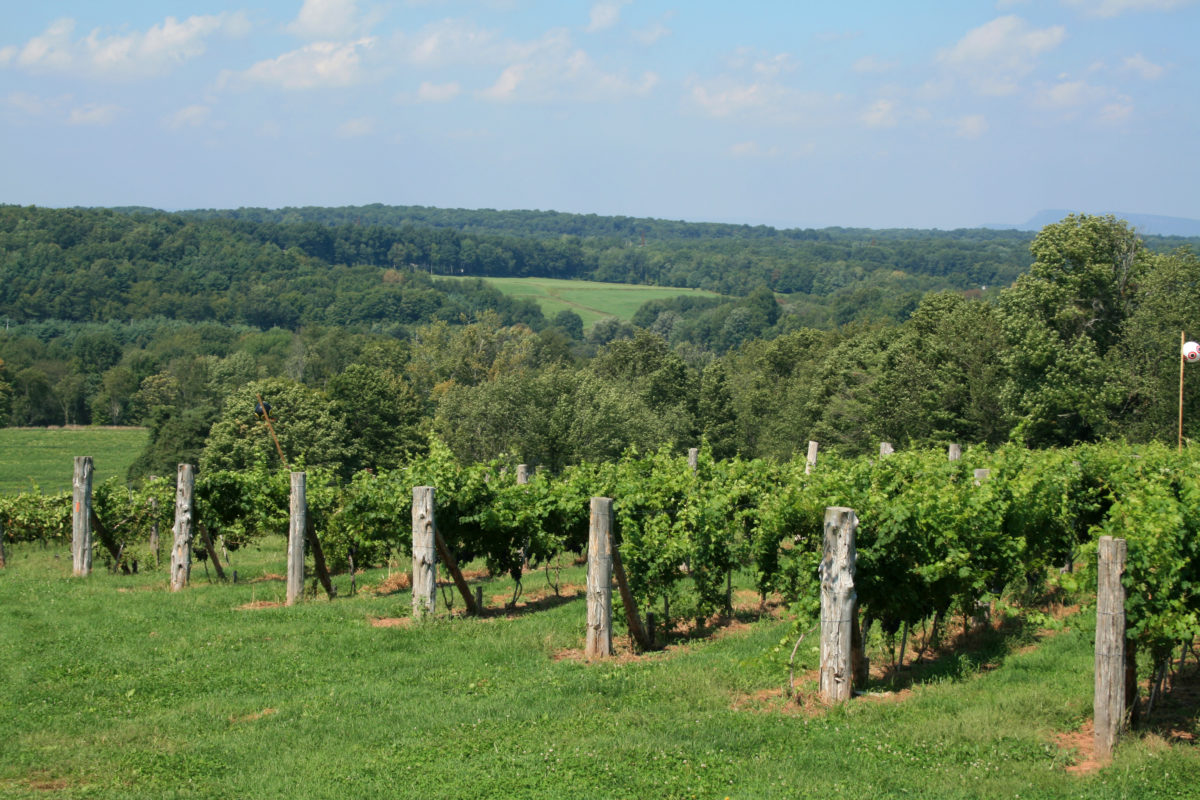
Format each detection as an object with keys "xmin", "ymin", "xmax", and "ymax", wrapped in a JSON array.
[
  {"xmin": 68, "ymin": 103, "xmax": 120, "ymax": 125},
  {"xmin": 586, "ymin": 1, "xmax": 630, "ymax": 33},
  {"xmin": 861, "ymin": 98, "xmax": 898, "ymax": 128},
  {"xmin": 223, "ymin": 38, "xmax": 376, "ymax": 90},
  {"xmin": 163, "ymin": 104, "xmax": 211, "ymax": 130},
  {"xmin": 953, "ymin": 114, "xmax": 988, "ymax": 138},
  {"xmin": 1064, "ymin": 0, "xmax": 1196, "ymax": 17},
  {"xmin": 288, "ymin": 0, "xmax": 375, "ymax": 40},
  {"xmin": 1120, "ymin": 53, "xmax": 1164, "ymax": 79},
  {"xmin": 853, "ymin": 55, "xmax": 898, "ymax": 74},
  {"xmin": 416, "ymin": 80, "xmax": 461, "ymax": 102},
  {"xmin": 336, "ymin": 116, "xmax": 375, "ymax": 137},
  {"xmin": 939, "ymin": 15, "xmax": 1065, "ymax": 95},
  {"xmin": 0, "ymin": 14, "xmax": 249, "ymax": 79}
]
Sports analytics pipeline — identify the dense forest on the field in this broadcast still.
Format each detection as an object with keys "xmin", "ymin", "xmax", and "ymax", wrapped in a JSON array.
[{"xmin": 1, "ymin": 204, "xmax": 1198, "ymax": 481}]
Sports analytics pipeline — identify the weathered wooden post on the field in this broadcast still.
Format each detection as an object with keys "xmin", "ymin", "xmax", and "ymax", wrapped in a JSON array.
[
  {"xmin": 148, "ymin": 477, "xmax": 160, "ymax": 569},
  {"xmin": 1094, "ymin": 536, "xmax": 1128, "ymax": 761},
  {"xmin": 412, "ymin": 486, "xmax": 437, "ymax": 618},
  {"xmin": 820, "ymin": 506, "xmax": 858, "ymax": 703},
  {"xmin": 169, "ymin": 464, "xmax": 195, "ymax": 592},
  {"xmin": 286, "ymin": 472, "xmax": 307, "ymax": 606},
  {"xmin": 517, "ymin": 463, "xmax": 530, "ymax": 568},
  {"xmin": 973, "ymin": 468, "xmax": 990, "ymax": 486},
  {"xmin": 806, "ymin": 441, "xmax": 818, "ymax": 474},
  {"xmin": 516, "ymin": 464, "xmax": 529, "ymax": 485},
  {"xmin": 948, "ymin": 443, "xmax": 962, "ymax": 462},
  {"xmin": 585, "ymin": 497, "xmax": 615, "ymax": 658},
  {"xmin": 71, "ymin": 456, "xmax": 93, "ymax": 576},
  {"xmin": 687, "ymin": 447, "xmax": 699, "ymax": 474},
  {"xmin": 879, "ymin": 442, "xmax": 894, "ymax": 457}
]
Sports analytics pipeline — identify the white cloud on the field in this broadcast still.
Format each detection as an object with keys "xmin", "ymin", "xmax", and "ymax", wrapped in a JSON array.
[
  {"xmin": 288, "ymin": 0, "xmax": 367, "ymax": 39},
  {"xmin": 954, "ymin": 114, "xmax": 988, "ymax": 138},
  {"xmin": 861, "ymin": 98, "xmax": 898, "ymax": 128},
  {"xmin": 1034, "ymin": 79, "xmax": 1108, "ymax": 108},
  {"xmin": 3, "ymin": 14, "xmax": 249, "ymax": 79},
  {"xmin": 224, "ymin": 38, "xmax": 375, "ymax": 90},
  {"xmin": 1064, "ymin": 0, "xmax": 1196, "ymax": 17},
  {"xmin": 68, "ymin": 103, "xmax": 120, "ymax": 125},
  {"xmin": 1099, "ymin": 102, "xmax": 1133, "ymax": 121},
  {"xmin": 852, "ymin": 55, "xmax": 897, "ymax": 74},
  {"xmin": 1120, "ymin": 53, "xmax": 1164, "ymax": 79},
  {"xmin": 163, "ymin": 104, "xmax": 211, "ymax": 129},
  {"xmin": 336, "ymin": 116, "xmax": 375, "ymax": 137},
  {"xmin": 633, "ymin": 21, "xmax": 671, "ymax": 45},
  {"xmin": 416, "ymin": 80, "xmax": 461, "ymax": 102},
  {"xmin": 587, "ymin": 1, "xmax": 630, "ymax": 33},
  {"xmin": 475, "ymin": 36, "xmax": 658, "ymax": 102},
  {"xmin": 939, "ymin": 16, "xmax": 1065, "ymax": 95},
  {"xmin": 4, "ymin": 91, "xmax": 63, "ymax": 116}
]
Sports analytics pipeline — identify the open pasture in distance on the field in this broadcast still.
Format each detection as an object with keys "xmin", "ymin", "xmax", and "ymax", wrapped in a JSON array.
[
  {"xmin": 446, "ymin": 276, "xmax": 724, "ymax": 329},
  {"xmin": 0, "ymin": 427, "xmax": 148, "ymax": 494},
  {"xmin": 0, "ymin": 539, "xmax": 1196, "ymax": 799}
]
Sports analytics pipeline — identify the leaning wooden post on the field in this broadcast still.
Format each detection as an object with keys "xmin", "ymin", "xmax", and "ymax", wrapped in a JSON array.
[
  {"xmin": 412, "ymin": 486, "xmax": 437, "ymax": 618},
  {"xmin": 806, "ymin": 441, "xmax": 818, "ymax": 474},
  {"xmin": 585, "ymin": 497, "xmax": 615, "ymax": 658},
  {"xmin": 820, "ymin": 506, "xmax": 858, "ymax": 703},
  {"xmin": 286, "ymin": 472, "xmax": 307, "ymax": 606},
  {"xmin": 1094, "ymin": 536, "xmax": 1128, "ymax": 761},
  {"xmin": 71, "ymin": 456, "xmax": 93, "ymax": 576},
  {"xmin": 169, "ymin": 464, "xmax": 195, "ymax": 592},
  {"xmin": 948, "ymin": 443, "xmax": 962, "ymax": 462}
]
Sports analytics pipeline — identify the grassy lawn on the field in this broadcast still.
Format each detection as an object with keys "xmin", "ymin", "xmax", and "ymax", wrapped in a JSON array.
[
  {"xmin": 445, "ymin": 276, "xmax": 724, "ymax": 329},
  {"xmin": 0, "ymin": 428, "xmax": 148, "ymax": 495},
  {"xmin": 0, "ymin": 539, "xmax": 1195, "ymax": 799}
]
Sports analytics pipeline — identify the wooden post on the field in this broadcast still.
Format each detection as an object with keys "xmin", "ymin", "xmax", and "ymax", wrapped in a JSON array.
[
  {"xmin": 879, "ymin": 442, "xmax": 894, "ymax": 457},
  {"xmin": 611, "ymin": 546, "xmax": 651, "ymax": 651},
  {"xmin": 687, "ymin": 447, "xmax": 699, "ymax": 474},
  {"xmin": 71, "ymin": 456, "xmax": 93, "ymax": 576},
  {"xmin": 806, "ymin": 441, "xmax": 818, "ymax": 474},
  {"xmin": 585, "ymin": 497, "xmax": 615, "ymax": 658},
  {"xmin": 820, "ymin": 506, "xmax": 858, "ymax": 703},
  {"xmin": 304, "ymin": 516, "xmax": 336, "ymax": 599},
  {"xmin": 517, "ymin": 463, "xmax": 530, "ymax": 568},
  {"xmin": 973, "ymin": 468, "xmax": 990, "ymax": 486},
  {"xmin": 286, "ymin": 472, "xmax": 306, "ymax": 606},
  {"xmin": 148, "ymin": 480, "xmax": 160, "ymax": 569},
  {"xmin": 433, "ymin": 529, "xmax": 478, "ymax": 615},
  {"xmin": 169, "ymin": 464, "xmax": 194, "ymax": 592},
  {"xmin": 948, "ymin": 443, "xmax": 962, "ymax": 462},
  {"xmin": 412, "ymin": 486, "xmax": 437, "ymax": 618},
  {"xmin": 1094, "ymin": 536, "xmax": 1128, "ymax": 761}
]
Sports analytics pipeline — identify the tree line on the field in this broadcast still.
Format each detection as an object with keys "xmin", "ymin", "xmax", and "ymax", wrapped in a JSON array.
[{"xmin": 1, "ymin": 211, "xmax": 1199, "ymax": 478}]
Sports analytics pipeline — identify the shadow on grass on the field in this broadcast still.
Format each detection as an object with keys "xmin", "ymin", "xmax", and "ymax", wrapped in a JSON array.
[{"xmin": 867, "ymin": 613, "xmax": 1044, "ymax": 693}]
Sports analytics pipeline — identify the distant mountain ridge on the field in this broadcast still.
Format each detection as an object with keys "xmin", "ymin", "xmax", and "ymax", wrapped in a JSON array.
[{"xmin": 988, "ymin": 210, "xmax": 1200, "ymax": 238}]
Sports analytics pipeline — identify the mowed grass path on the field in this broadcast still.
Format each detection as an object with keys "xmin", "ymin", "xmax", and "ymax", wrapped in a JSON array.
[
  {"xmin": 0, "ymin": 427, "xmax": 148, "ymax": 494},
  {"xmin": 445, "ymin": 276, "xmax": 724, "ymax": 329},
  {"xmin": 0, "ymin": 539, "xmax": 1196, "ymax": 799}
]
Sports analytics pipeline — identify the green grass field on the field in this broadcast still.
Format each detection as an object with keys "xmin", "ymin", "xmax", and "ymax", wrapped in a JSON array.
[
  {"xmin": 0, "ymin": 539, "xmax": 1195, "ymax": 799},
  {"xmin": 0, "ymin": 427, "xmax": 148, "ymax": 495},
  {"xmin": 447, "ymin": 276, "xmax": 724, "ymax": 329}
]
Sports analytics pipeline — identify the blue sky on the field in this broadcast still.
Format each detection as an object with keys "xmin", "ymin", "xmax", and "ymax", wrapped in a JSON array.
[{"xmin": 1, "ymin": 0, "xmax": 1197, "ymax": 229}]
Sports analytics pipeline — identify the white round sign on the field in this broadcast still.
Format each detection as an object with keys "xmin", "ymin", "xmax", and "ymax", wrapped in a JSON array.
[{"xmin": 1184, "ymin": 341, "xmax": 1200, "ymax": 362}]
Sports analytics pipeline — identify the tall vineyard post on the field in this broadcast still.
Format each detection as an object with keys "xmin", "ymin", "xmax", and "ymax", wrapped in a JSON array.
[
  {"xmin": 1094, "ymin": 536, "xmax": 1129, "ymax": 761},
  {"xmin": 820, "ymin": 506, "xmax": 858, "ymax": 703},
  {"xmin": 412, "ymin": 486, "xmax": 437, "ymax": 618},
  {"xmin": 585, "ymin": 497, "xmax": 615, "ymax": 659},
  {"xmin": 806, "ymin": 441, "xmax": 818, "ymax": 474},
  {"xmin": 287, "ymin": 472, "xmax": 306, "ymax": 606},
  {"xmin": 71, "ymin": 456, "xmax": 93, "ymax": 577},
  {"xmin": 169, "ymin": 464, "xmax": 194, "ymax": 592}
]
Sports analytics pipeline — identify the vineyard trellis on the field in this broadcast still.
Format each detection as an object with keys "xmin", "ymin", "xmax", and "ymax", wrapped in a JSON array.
[{"xmin": 1, "ymin": 439, "xmax": 1199, "ymax": 756}]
